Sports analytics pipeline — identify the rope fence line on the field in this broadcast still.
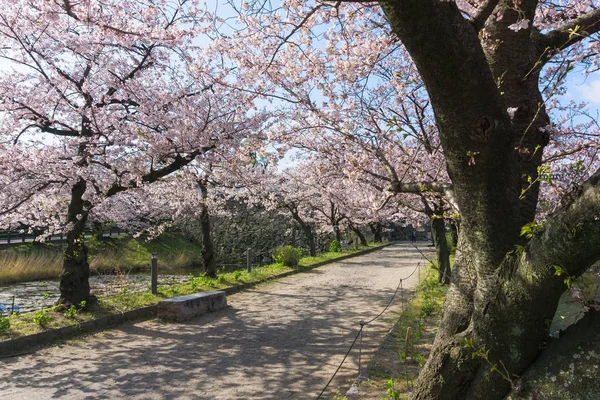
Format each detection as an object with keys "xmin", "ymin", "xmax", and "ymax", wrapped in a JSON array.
[
  {"xmin": 316, "ymin": 257, "xmax": 424, "ymax": 399},
  {"xmin": 397, "ymin": 229, "xmax": 437, "ymax": 267}
]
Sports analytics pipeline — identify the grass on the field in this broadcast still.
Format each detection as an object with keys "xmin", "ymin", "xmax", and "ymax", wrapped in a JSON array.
[
  {"xmin": 299, "ymin": 243, "xmax": 381, "ymax": 266},
  {"xmin": 0, "ymin": 243, "xmax": 64, "ymax": 284},
  {"xmin": 359, "ymin": 264, "xmax": 449, "ymax": 399},
  {"xmin": 0, "ymin": 232, "xmax": 202, "ymax": 284},
  {"xmin": 0, "ymin": 242, "xmax": 389, "ymax": 341},
  {"xmin": 87, "ymin": 233, "xmax": 202, "ymax": 273}
]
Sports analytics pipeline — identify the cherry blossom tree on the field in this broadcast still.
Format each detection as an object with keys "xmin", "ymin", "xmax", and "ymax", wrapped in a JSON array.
[
  {"xmin": 218, "ymin": 0, "xmax": 600, "ymax": 398},
  {"xmin": 240, "ymin": 166, "xmax": 321, "ymax": 255},
  {"xmin": 216, "ymin": 9, "xmax": 459, "ymax": 279},
  {"xmin": 293, "ymin": 156, "xmax": 391, "ymax": 245},
  {"xmin": 93, "ymin": 168, "xmax": 224, "ymax": 276},
  {"xmin": 0, "ymin": 0, "xmax": 267, "ymax": 305}
]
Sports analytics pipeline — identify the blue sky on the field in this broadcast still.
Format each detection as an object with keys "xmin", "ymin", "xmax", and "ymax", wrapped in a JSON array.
[{"xmin": 567, "ymin": 72, "xmax": 600, "ymax": 106}]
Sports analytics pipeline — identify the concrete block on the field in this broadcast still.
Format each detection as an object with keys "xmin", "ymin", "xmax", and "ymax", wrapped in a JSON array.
[{"xmin": 157, "ymin": 291, "xmax": 227, "ymax": 322}]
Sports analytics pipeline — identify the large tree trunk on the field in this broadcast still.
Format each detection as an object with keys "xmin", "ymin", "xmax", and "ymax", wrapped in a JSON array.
[
  {"xmin": 59, "ymin": 179, "xmax": 93, "ymax": 307},
  {"xmin": 199, "ymin": 211, "xmax": 216, "ymax": 277},
  {"xmin": 431, "ymin": 215, "xmax": 451, "ymax": 285},
  {"xmin": 198, "ymin": 184, "xmax": 216, "ymax": 277},
  {"xmin": 333, "ymin": 226, "xmax": 342, "ymax": 243},
  {"xmin": 288, "ymin": 207, "xmax": 316, "ymax": 256},
  {"xmin": 291, "ymin": 225, "xmax": 297, "ymax": 246},
  {"xmin": 449, "ymin": 221, "xmax": 459, "ymax": 249},
  {"xmin": 506, "ymin": 309, "xmax": 600, "ymax": 399},
  {"xmin": 415, "ymin": 176, "xmax": 600, "ymax": 399},
  {"xmin": 369, "ymin": 222, "xmax": 383, "ymax": 242},
  {"xmin": 350, "ymin": 225, "xmax": 368, "ymax": 246},
  {"xmin": 378, "ymin": 2, "xmax": 600, "ymax": 399},
  {"xmin": 302, "ymin": 224, "xmax": 317, "ymax": 256},
  {"xmin": 329, "ymin": 200, "xmax": 342, "ymax": 243}
]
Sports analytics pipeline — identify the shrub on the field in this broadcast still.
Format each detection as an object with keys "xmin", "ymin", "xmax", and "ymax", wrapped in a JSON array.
[
  {"xmin": 421, "ymin": 292, "xmax": 435, "ymax": 316},
  {"xmin": 273, "ymin": 245, "xmax": 302, "ymax": 267},
  {"xmin": 64, "ymin": 305, "xmax": 78, "ymax": 319},
  {"xmin": 329, "ymin": 240, "xmax": 342, "ymax": 253},
  {"xmin": 0, "ymin": 317, "xmax": 9, "ymax": 334},
  {"xmin": 191, "ymin": 275, "xmax": 217, "ymax": 289},
  {"xmin": 33, "ymin": 310, "xmax": 53, "ymax": 328}
]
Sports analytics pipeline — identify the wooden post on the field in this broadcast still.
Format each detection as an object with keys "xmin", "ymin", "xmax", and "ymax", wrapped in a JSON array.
[
  {"xmin": 151, "ymin": 253, "xmax": 158, "ymax": 295},
  {"xmin": 246, "ymin": 248, "xmax": 252, "ymax": 273}
]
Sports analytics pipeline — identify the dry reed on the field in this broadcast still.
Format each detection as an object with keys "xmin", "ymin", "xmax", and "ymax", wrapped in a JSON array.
[{"xmin": 0, "ymin": 245, "xmax": 64, "ymax": 284}]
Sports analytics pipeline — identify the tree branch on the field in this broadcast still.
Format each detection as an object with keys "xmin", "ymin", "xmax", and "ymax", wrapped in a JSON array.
[
  {"xmin": 470, "ymin": 0, "xmax": 501, "ymax": 32},
  {"xmin": 543, "ymin": 143, "xmax": 600, "ymax": 163},
  {"xmin": 106, "ymin": 146, "xmax": 215, "ymax": 197},
  {"xmin": 389, "ymin": 180, "xmax": 459, "ymax": 213},
  {"xmin": 389, "ymin": 179, "xmax": 450, "ymax": 195},
  {"xmin": 0, "ymin": 180, "xmax": 65, "ymax": 216},
  {"xmin": 537, "ymin": 9, "xmax": 600, "ymax": 53},
  {"xmin": 527, "ymin": 167, "xmax": 600, "ymax": 281}
]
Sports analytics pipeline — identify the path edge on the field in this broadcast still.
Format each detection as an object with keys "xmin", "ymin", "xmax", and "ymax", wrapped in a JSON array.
[
  {"xmin": 0, "ymin": 242, "xmax": 395, "ymax": 358},
  {"xmin": 345, "ymin": 262, "xmax": 431, "ymax": 399}
]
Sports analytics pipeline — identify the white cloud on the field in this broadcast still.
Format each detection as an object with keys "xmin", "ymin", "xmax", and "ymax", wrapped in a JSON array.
[{"xmin": 568, "ymin": 75, "xmax": 600, "ymax": 106}]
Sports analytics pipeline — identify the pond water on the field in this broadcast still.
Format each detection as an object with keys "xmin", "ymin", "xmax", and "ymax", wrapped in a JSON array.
[{"xmin": 0, "ymin": 270, "xmax": 203, "ymax": 314}]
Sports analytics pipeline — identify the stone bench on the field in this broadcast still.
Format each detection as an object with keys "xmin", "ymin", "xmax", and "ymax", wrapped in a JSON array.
[{"xmin": 157, "ymin": 291, "xmax": 227, "ymax": 322}]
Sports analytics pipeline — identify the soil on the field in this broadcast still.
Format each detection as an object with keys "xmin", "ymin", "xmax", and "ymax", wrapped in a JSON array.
[{"xmin": 0, "ymin": 242, "xmax": 432, "ymax": 400}]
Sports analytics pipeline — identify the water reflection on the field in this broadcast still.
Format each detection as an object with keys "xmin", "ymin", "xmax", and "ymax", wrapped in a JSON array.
[{"xmin": 0, "ymin": 269, "xmax": 206, "ymax": 313}]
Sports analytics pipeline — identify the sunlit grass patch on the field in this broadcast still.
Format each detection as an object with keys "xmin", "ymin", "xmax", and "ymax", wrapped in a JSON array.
[
  {"xmin": 0, "ymin": 244, "xmax": 63, "ymax": 284},
  {"xmin": 298, "ymin": 242, "xmax": 387, "ymax": 267},
  {"xmin": 359, "ymin": 263, "xmax": 449, "ymax": 397}
]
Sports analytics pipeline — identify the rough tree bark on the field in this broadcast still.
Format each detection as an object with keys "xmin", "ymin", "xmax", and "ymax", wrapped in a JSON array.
[
  {"xmin": 449, "ymin": 221, "xmax": 459, "ymax": 249},
  {"xmin": 59, "ymin": 179, "xmax": 93, "ymax": 306},
  {"xmin": 431, "ymin": 213, "xmax": 451, "ymax": 285},
  {"xmin": 349, "ymin": 223, "xmax": 368, "ymax": 246},
  {"xmin": 506, "ymin": 309, "xmax": 600, "ymax": 399},
  {"xmin": 424, "ymin": 198, "xmax": 452, "ymax": 284},
  {"xmin": 377, "ymin": 1, "xmax": 600, "ymax": 399},
  {"xmin": 333, "ymin": 225, "xmax": 342, "ymax": 243},
  {"xmin": 198, "ymin": 183, "xmax": 216, "ymax": 277},
  {"xmin": 286, "ymin": 205, "xmax": 317, "ymax": 256},
  {"xmin": 369, "ymin": 222, "xmax": 383, "ymax": 242}
]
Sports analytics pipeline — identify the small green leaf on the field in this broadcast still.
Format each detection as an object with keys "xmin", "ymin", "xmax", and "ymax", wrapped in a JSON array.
[{"xmin": 554, "ymin": 265, "xmax": 564, "ymax": 276}]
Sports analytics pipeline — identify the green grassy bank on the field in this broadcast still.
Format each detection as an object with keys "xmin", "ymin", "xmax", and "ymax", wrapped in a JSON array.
[
  {"xmin": 0, "ymin": 233, "xmax": 203, "ymax": 284},
  {"xmin": 353, "ymin": 266, "xmax": 449, "ymax": 400}
]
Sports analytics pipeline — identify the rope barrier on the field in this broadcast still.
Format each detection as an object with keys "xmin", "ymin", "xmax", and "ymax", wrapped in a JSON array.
[
  {"xmin": 316, "ymin": 327, "xmax": 364, "ymax": 400},
  {"xmin": 397, "ymin": 229, "xmax": 436, "ymax": 266},
  {"xmin": 316, "ymin": 259, "xmax": 423, "ymax": 399}
]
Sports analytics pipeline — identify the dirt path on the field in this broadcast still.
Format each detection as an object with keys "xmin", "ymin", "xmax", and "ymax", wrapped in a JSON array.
[{"xmin": 0, "ymin": 243, "xmax": 432, "ymax": 400}]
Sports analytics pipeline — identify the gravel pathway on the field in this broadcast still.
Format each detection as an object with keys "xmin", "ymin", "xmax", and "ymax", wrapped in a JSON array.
[{"xmin": 0, "ymin": 243, "xmax": 432, "ymax": 400}]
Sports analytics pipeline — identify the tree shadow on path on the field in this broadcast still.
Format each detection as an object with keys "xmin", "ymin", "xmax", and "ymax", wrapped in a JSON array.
[{"xmin": 0, "ymin": 243, "xmax": 429, "ymax": 400}]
